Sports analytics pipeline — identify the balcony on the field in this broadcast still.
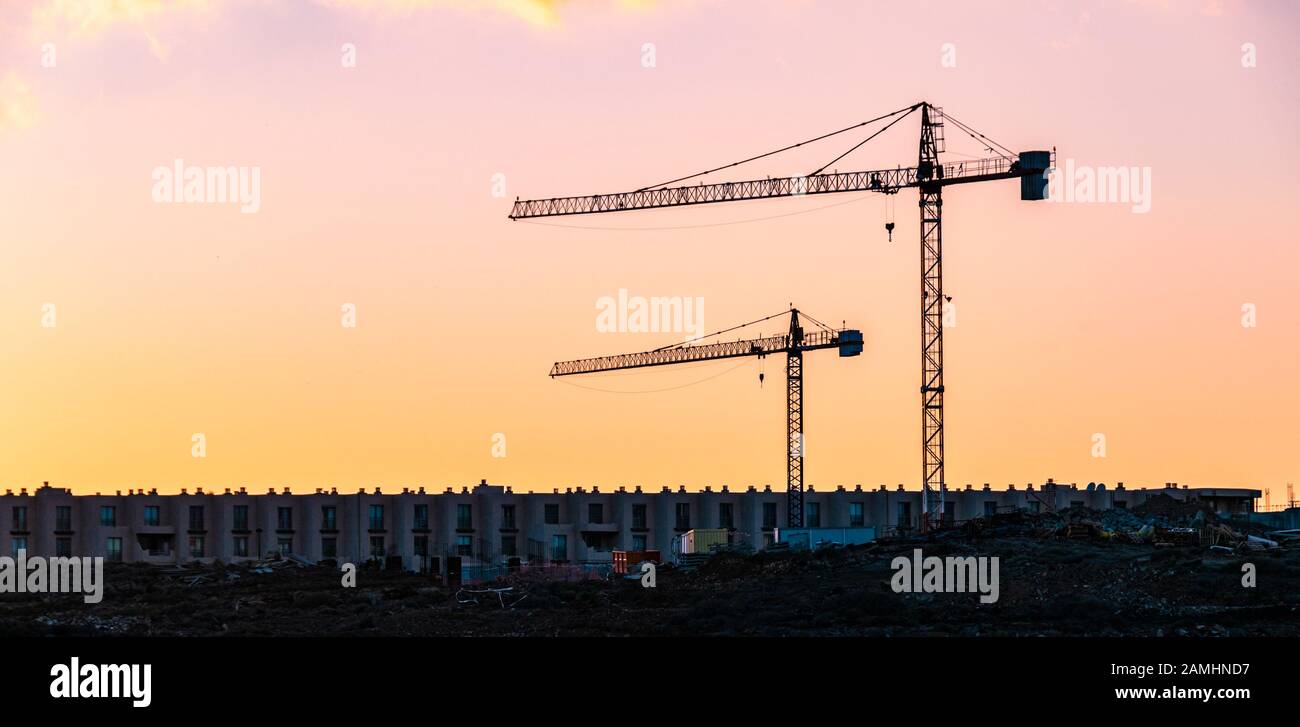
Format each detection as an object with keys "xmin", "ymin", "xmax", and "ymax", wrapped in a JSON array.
[
  {"xmin": 136, "ymin": 534, "xmax": 176, "ymax": 563},
  {"xmin": 136, "ymin": 523, "xmax": 176, "ymax": 536}
]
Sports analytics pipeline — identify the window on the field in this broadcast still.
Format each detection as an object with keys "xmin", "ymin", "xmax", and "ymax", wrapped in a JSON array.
[
  {"xmin": 370, "ymin": 536, "xmax": 386, "ymax": 559},
  {"xmin": 233, "ymin": 505, "xmax": 248, "ymax": 530},
  {"xmin": 11, "ymin": 537, "xmax": 28, "ymax": 556},
  {"xmin": 550, "ymin": 534, "xmax": 567, "ymax": 562},
  {"xmin": 719, "ymin": 503, "xmax": 734, "ymax": 530},
  {"xmin": 675, "ymin": 503, "xmax": 690, "ymax": 530},
  {"xmin": 368, "ymin": 504, "xmax": 384, "ymax": 530},
  {"xmin": 501, "ymin": 504, "xmax": 515, "ymax": 529},
  {"xmin": 188, "ymin": 535, "xmax": 205, "ymax": 558},
  {"xmin": 763, "ymin": 502, "xmax": 777, "ymax": 530},
  {"xmin": 274, "ymin": 506, "xmax": 291, "ymax": 530},
  {"xmin": 11, "ymin": 506, "xmax": 27, "ymax": 531},
  {"xmin": 100, "ymin": 506, "xmax": 116, "ymax": 527},
  {"xmin": 321, "ymin": 537, "xmax": 337, "ymax": 559},
  {"xmin": 632, "ymin": 534, "xmax": 647, "ymax": 551},
  {"xmin": 322, "ymin": 506, "xmax": 337, "ymax": 530},
  {"xmin": 56, "ymin": 538, "xmax": 72, "ymax": 557},
  {"xmin": 849, "ymin": 502, "xmax": 864, "ymax": 527},
  {"xmin": 807, "ymin": 502, "xmax": 821, "ymax": 528},
  {"xmin": 106, "ymin": 537, "xmax": 122, "ymax": 562},
  {"xmin": 763, "ymin": 533, "xmax": 775, "ymax": 549},
  {"xmin": 189, "ymin": 505, "xmax": 204, "ymax": 530},
  {"xmin": 278, "ymin": 537, "xmax": 292, "ymax": 555},
  {"xmin": 544, "ymin": 503, "xmax": 560, "ymax": 525},
  {"xmin": 632, "ymin": 504, "xmax": 647, "ymax": 529},
  {"xmin": 413, "ymin": 504, "xmax": 429, "ymax": 530},
  {"xmin": 588, "ymin": 503, "xmax": 603, "ymax": 524},
  {"xmin": 896, "ymin": 502, "xmax": 912, "ymax": 528},
  {"xmin": 455, "ymin": 535, "xmax": 472, "ymax": 556},
  {"xmin": 456, "ymin": 504, "xmax": 472, "ymax": 530},
  {"xmin": 501, "ymin": 535, "xmax": 517, "ymax": 556},
  {"xmin": 144, "ymin": 505, "xmax": 160, "ymax": 527},
  {"xmin": 233, "ymin": 536, "xmax": 249, "ymax": 558},
  {"xmin": 1114, "ymin": 500, "xmax": 1127, "ymax": 509},
  {"xmin": 942, "ymin": 502, "xmax": 956, "ymax": 525},
  {"xmin": 56, "ymin": 506, "xmax": 71, "ymax": 531},
  {"xmin": 414, "ymin": 535, "xmax": 429, "ymax": 557},
  {"xmin": 1027, "ymin": 501, "xmax": 1041, "ymax": 514},
  {"xmin": 984, "ymin": 501, "xmax": 997, "ymax": 518}
]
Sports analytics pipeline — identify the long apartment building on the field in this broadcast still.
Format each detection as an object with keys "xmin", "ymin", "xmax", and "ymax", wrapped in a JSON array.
[{"xmin": 0, "ymin": 479, "xmax": 1260, "ymax": 573}]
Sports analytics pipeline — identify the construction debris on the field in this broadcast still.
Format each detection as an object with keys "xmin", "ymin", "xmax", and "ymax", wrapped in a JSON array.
[{"xmin": 455, "ymin": 586, "xmax": 527, "ymax": 609}]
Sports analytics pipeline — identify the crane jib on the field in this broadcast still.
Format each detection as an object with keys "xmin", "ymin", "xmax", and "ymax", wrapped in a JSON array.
[
  {"xmin": 550, "ymin": 328, "xmax": 861, "ymax": 377},
  {"xmin": 508, "ymin": 156, "xmax": 1032, "ymax": 220}
]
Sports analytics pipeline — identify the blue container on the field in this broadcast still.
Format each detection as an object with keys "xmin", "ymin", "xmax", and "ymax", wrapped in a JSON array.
[
  {"xmin": 838, "ymin": 329, "xmax": 864, "ymax": 357},
  {"xmin": 1019, "ymin": 150, "xmax": 1051, "ymax": 200},
  {"xmin": 775, "ymin": 527, "xmax": 876, "ymax": 550}
]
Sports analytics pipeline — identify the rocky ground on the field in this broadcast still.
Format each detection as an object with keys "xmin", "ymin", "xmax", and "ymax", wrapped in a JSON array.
[{"xmin": 4, "ymin": 498, "xmax": 1296, "ymax": 637}]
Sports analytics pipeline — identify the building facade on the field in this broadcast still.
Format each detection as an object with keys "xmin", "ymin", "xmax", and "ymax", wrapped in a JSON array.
[{"xmin": 0, "ymin": 479, "xmax": 1260, "ymax": 574}]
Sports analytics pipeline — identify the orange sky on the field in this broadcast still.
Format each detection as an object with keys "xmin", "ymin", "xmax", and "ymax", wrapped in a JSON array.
[{"xmin": 1, "ymin": 0, "xmax": 1297, "ymax": 496}]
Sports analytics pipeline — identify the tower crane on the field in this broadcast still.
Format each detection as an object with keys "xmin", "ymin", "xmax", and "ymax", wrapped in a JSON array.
[
  {"xmin": 512, "ymin": 101, "xmax": 1053, "ymax": 532},
  {"xmin": 550, "ymin": 308, "xmax": 863, "ymax": 528}
]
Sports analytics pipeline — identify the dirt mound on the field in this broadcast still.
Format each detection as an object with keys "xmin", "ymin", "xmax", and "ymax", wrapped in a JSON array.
[
  {"xmin": 1132, "ymin": 493, "xmax": 1218, "ymax": 525},
  {"xmin": 4, "ymin": 534, "xmax": 1297, "ymax": 637}
]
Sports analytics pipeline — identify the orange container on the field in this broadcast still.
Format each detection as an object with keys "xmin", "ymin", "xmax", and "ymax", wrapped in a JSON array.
[{"xmin": 613, "ymin": 549, "xmax": 661, "ymax": 574}]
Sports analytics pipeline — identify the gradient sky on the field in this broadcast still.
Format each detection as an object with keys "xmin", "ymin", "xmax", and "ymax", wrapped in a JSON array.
[{"xmin": 1, "ymin": 0, "xmax": 1297, "ymax": 496}]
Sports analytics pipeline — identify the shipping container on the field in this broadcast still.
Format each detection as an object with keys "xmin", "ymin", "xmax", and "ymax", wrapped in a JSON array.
[
  {"xmin": 613, "ymin": 549, "xmax": 661, "ymax": 575},
  {"xmin": 681, "ymin": 528, "xmax": 731, "ymax": 555},
  {"xmin": 775, "ymin": 526, "xmax": 876, "ymax": 550}
]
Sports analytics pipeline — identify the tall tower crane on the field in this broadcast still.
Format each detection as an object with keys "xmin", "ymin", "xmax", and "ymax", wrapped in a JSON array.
[
  {"xmin": 511, "ymin": 101, "xmax": 1053, "ymax": 531},
  {"xmin": 550, "ymin": 308, "xmax": 863, "ymax": 528}
]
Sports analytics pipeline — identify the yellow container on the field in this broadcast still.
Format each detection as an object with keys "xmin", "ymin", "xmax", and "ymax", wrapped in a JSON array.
[{"xmin": 683, "ymin": 528, "xmax": 730, "ymax": 554}]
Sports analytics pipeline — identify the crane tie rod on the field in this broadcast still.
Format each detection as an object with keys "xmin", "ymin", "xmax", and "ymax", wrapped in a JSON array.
[
  {"xmin": 634, "ymin": 103, "xmax": 921, "ymax": 192},
  {"xmin": 806, "ymin": 104, "xmax": 921, "ymax": 176},
  {"xmin": 653, "ymin": 308, "xmax": 799, "ymax": 352},
  {"xmin": 941, "ymin": 110, "xmax": 1019, "ymax": 161}
]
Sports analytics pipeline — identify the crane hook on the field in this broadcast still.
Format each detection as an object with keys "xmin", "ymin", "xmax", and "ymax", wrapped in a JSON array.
[{"xmin": 884, "ymin": 193, "xmax": 896, "ymax": 241}]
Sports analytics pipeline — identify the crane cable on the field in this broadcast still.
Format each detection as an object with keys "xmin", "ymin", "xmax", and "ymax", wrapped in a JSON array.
[
  {"xmin": 796, "ymin": 309, "xmax": 838, "ymax": 334},
  {"xmin": 653, "ymin": 308, "xmax": 797, "ymax": 352},
  {"xmin": 940, "ymin": 110, "xmax": 1018, "ymax": 161},
  {"xmin": 634, "ymin": 103, "xmax": 920, "ymax": 192},
  {"xmin": 805, "ymin": 104, "xmax": 921, "ymax": 176}
]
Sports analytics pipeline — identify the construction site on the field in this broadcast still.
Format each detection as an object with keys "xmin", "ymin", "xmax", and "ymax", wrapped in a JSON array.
[
  {"xmin": 3, "ymin": 489, "xmax": 1297, "ymax": 637},
  {"xmin": 5, "ymin": 100, "xmax": 1295, "ymax": 637}
]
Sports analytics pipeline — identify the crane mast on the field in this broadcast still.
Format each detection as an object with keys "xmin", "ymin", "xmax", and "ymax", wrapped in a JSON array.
[
  {"xmin": 786, "ymin": 310, "xmax": 805, "ymax": 528},
  {"xmin": 514, "ymin": 101, "xmax": 1052, "ymax": 533},
  {"xmin": 918, "ymin": 103, "xmax": 946, "ymax": 527}
]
